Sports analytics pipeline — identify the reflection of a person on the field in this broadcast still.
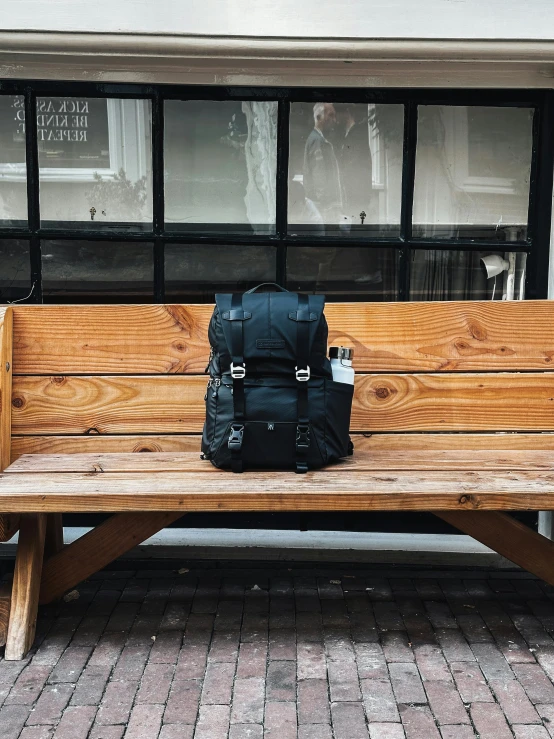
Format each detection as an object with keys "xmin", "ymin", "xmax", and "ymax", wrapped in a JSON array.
[
  {"xmin": 303, "ymin": 103, "xmax": 343, "ymax": 225},
  {"xmin": 335, "ymin": 104, "xmax": 373, "ymax": 225}
]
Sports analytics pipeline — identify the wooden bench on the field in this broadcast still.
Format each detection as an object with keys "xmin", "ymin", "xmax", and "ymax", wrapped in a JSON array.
[{"xmin": 4, "ymin": 300, "xmax": 554, "ymax": 660}]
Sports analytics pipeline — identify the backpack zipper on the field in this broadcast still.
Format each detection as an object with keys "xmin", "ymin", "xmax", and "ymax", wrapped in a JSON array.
[
  {"xmin": 205, "ymin": 345, "xmax": 215, "ymax": 374},
  {"xmin": 204, "ymin": 377, "xmax": 221, "ymax": 401}
]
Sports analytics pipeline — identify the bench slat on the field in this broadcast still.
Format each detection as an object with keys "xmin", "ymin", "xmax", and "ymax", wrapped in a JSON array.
[
  {"xmin": 10, "ymin": 433, "xmax": 554, "ymax": 461},
  {"xmin": 1, "ymin": 469, "xmax": 554, "ymax": 511},
  {"xmin": 7, "ymin": 450, "xmax": 554, "ymax": 473},
  {"xmin": 13, "ymin": 301, "xmax": 554, "ymax": 375},
  {"xmin": 12, "ymin": 373, "xmax": 554, "ymax": 434}
]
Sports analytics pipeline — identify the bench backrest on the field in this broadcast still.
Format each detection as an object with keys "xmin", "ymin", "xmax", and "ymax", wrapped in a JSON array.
[{"xmin": 3, "ymin": 300, "xmax": 554, "ymax": 466}]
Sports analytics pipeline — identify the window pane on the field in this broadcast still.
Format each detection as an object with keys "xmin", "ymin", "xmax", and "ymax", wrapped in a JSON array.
[
  {"xmin": 0, "ymin": 96, "xmax": 27, "ymax": 225},
  {"xmin": 41, "ymin": 241, "xmax": 153, "ymax": 302},
  {"xmin": 286, "ymin": 247, "xmax": 399, "ymax": 300},
  {"xmin": 409, "ymin": 250, "xmax": 527, "ymax": 300},
  {"xmin": 165, "ymin": 244, "xmax": 276, "ymax": 302},
  {"xmin": 413, "ymin": 106, "xmax": 533, "ymax": 241},
  {"xmin": 288, "ymin": 103, "xmax": 403, "ymax": 237},
  {"xmin": 164, "ymin": 101, "xmax": 277, "ymax": 234},
  {"xmin": 0, "ymin": 240, "xmax": 31, "ymax": 301},
  {"xmin": 38, "ymin": 98, "xmax": 152, "ymax": 228}
]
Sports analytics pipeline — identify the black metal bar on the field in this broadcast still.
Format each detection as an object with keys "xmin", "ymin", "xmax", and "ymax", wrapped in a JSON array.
[
  {"xmin": 152, "ymin": 92, "xmax": 164, "ymax": 236},
  {"xmin": 24, "ymin": 89, "xmax": 41, "ymax": 302},
  {"xmin": 397, "ymin": 248, "xmax": 409, "ymax": 301},
  {"xmin": 0, "ymin": 80, "xmax": 544, "ymax": 106},
  {"xmin": 153, "ymin": 239, "xmax": 165, "ymax": 303},
  {"xmin": 275, "ymin": 100, "xmax": 290, "ymax": 287},
  {"xmin": 526, "ymin": 91, "xmax": 554, "ymax": 299},
  {"xmin": 400, "ymin": 102, "xmax": 418, "ymax": 245}
]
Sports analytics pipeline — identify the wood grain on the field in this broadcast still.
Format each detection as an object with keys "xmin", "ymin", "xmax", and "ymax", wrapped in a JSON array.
[
  {"xmin": 12, "ymin": 301, "xmax": 554, "ymax": 374},
  {"xmin": 0, "ymin": 582, "xmax": 11, "ymax": 648},
  {"xmin": 39, "ymin": 511, "xmax": 184, "ymax": 604},
  {"xmin": 8, "ymin": 449, "xmax": 554, "ymax": 473},
  {"xmin": 2, "ymin": 469, "xmax": 554, "ymax": 511},
  {"xmin": 5, "ymin": 513, "xmax": 46, "ymax": 660},
  {"xmin": 0, "ymin": 307, "xmax": 16, "ymax": 544},
  {"xmin": 0, "ymin": 513, "xmax": 21, "ymax": 542},
  {"xmin": 44, "ymin": 514, "xmax": 64, "ymax": 560},
  {"xmin": 10, "ymin": 432, "xmax": 554, "ymax": 461},
  {"xmin": 11, "ymin": 372, "xmax": 554, "ymax": 434},
  {"xmin": 435, "ymin": 511, "xmax": 554, "ymax": 586}
]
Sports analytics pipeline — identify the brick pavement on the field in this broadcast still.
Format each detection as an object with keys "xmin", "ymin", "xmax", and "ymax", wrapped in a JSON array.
[{"xmin": 3, "ymin": 563, "xmax": 554, "ymax": 737}]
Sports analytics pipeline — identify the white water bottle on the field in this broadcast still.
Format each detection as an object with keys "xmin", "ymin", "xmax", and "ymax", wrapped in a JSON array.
[{"xmin": 329, "ymin": 346, "xmax": 355, "ymax": 385}]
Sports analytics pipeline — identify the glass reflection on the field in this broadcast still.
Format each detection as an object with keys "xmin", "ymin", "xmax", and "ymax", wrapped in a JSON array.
[
  {"xmin": 288, "ymin": 103, "xmax": 403, "ymax": 237},
  {"xmin": 413, "ymin": 106, "xmax": 533, "ymax": 241},
  {"xmin": 164, "ymin": 101, "xmax": 277, "ymax": 233}
]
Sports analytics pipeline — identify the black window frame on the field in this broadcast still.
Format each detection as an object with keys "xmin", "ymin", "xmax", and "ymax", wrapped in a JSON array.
[{"xmin": 0, "ymin": 80, "xmax": 553, "ymax": 304}]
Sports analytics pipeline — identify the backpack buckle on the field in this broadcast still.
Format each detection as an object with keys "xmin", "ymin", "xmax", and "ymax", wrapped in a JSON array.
[
  {"xmin": 296, "ymin": 424, "xmax": 311, "ymax": 450},
  {"xmin": 295, "ymin": 366, "xmax": 310, "ymax": 382},
  {"xmin": 228, "ymin": 423, "xmax": 244, "ymax": 450},
  {"xmin": 230, "ymin": 363, "xmax": 246, "ymax": 379}
]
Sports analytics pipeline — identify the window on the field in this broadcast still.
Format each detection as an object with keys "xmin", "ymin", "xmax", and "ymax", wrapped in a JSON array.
[{"xmin": 0, "ymin": 85, "xmax": 550, "ymax": 305}]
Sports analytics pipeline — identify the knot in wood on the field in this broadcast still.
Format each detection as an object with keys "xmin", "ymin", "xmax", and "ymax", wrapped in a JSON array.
[
  {"xmin": 459, "ymin": 495, "xmax": 471, "ymax": 505},
  {"xmin": 51, "ymin": 376, "xmax": 66, "ymax": 385},
  {"xmin": 467, "ymin": 320, "xmax": 487, "ymax": 341},
  {"xmin": 173, "ymin": 342, "xmax": 186, "ymax": 353},
  {"xmin": 375, "ymin": 386, "xmax": 391, "ymax": 400},
  {"xmin": 11, "ymin": 397, "xmax": 24, "ymax": 409}
]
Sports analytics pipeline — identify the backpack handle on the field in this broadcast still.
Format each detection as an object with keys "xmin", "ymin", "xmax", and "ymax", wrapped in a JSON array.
[{"xmin": 244, "ymin": 283, "xmax": 289, "ymax": 294}]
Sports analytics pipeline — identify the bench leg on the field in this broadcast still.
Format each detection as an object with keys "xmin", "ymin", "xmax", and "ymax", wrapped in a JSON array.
[
  {"xmin": 435, "ymin": 511, "xmax": 554, "ymax": 586},
  {"xmin": 5, "ymin": 513, "xmax": 47, "ymax": 660},
  {"xmin": 0, "ymin": 514, "xmax": 20, "ymax": 543},
  {"xmin": 40, "ymin": 511, "xmax": 183, "ymax": 604},
  {"xmin": 44, "ymin": 513, "xmax": 64, "ymax": 560},
  {"xmin": 0, "ymin": 581, "xmax": 11, "ymax": 647}
]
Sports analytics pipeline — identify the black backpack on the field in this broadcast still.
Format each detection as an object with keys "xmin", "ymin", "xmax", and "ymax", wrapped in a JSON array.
[{"xmin": 201, "ymin": 284, "xmax": 354, "ymax": 473}]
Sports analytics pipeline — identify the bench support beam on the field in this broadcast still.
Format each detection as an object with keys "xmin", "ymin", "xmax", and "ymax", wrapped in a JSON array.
[
  {"xmin": 0, "ymin": 582, "xmax": 11, "ymax": 648},
  {"xmin": 39, "ymin": 511, "xmax": 183, "ymax": 604},
  {"xmin": 44, "ymin": 513, "xmax": 64, "ymax": 559},
  {"xmin": 435, "ymin": 511, "xmax": 554, "ymax": 586},
  {"xmin": 5, "ymin": 513, "xmax": 47, "ymax": 660}
]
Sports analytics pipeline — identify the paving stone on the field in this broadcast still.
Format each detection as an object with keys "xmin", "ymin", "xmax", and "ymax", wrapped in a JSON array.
[
  {"xmin": 158, "ymin": 725, "xmax": 194, "ymax": 739},
  {"xmin": 389, "ymin": 662, "xmax": 426, "ymax": 704},
  {"xmin": 52, "ymin": 705, "xmax": 96, "ymax": 738},
  {"xmin": 19, "ymin": 728, "xmax": 54, "ymax": 739},
  {"xmin": 328, "ymin": 659, "xmax": 362, "ymax": 701},
  {"xmin": 470, "ymin": 701, "xmax": 514, "ymax": 739},
  {"xmin": 95, "ymin": 680, "xmax": 138, "ymax": 725},
  {"xmin": 264, "ymin": 701, "xmax": 297, "ymax": 738},
  {"xmin": 513, "ymin": 663, "xmax": 554, "ymax": 704},
  {"xmin": 70, "ymin": 665, "xmax": 111, "ymax": 706},
  {"xmin": 361, "ymin": 679, "xmax": 400, "ymax": 722},
  {"xmin": 355, "ymin": 643, "xmax": 388, "ymax": 680},
  {"xmin": 297, "ymin": 640, "xmax": 327, "ymax": 680},
  {"xmin": 399, "ymin": 704, "xmax": 441, "ymax": 739},
  {"xmin": 89, "ymin": 727, "xmax": 125, "ymax": 739},
  {"xmin": 26, "ymin": 684, "xmax": 74, "ymax": 725},
  {"xmin": 368, "ymin": 723, "xmax": 406, "ymax": 739},
  {"xmin": 136, "ymin": 662, "xmax": 174, "ymax": 704},
  {"xmin": 331, "ymin": 701, "xmax": 369, "ymax": 739},
  {"xmin": 424, "ymin": 681, "xmax": 470, "ymax": 725},
  {"xmin": 48, "ymin": 646, "xmax": 92, "ymax": 684},
  {"xmin": 512, "ymin": 726, "xmax": 552, "ymax": 739},
  {"xmin": 298, "ymin": 678, "xmax": 331, "ymax": 724},
  {"xmin": 163, "ymin": 679, "xmax": 201, "ymax": 724},
  {"xmin": 0, "ymin": 704, "xmax": 31, "ymax": 739},
  {"xmin": 201, "ymin": 661, "xmax": 235, "ymax": 705},
  {"xmin": 435, "ymin": 629, "xmax": 474, "ymax": 662},
  {"xmin": 194, "ymin": 704, "xmax": 231, "ymax": 739},
  {"xmin": 450, "ymin": 660, "xmax": 494, "ymax": 703},
  {"xmin": 439, "ymin": 726, "xmax": 478, "ymax": 739},
  {"xmin": 148, "ymin": 630, "xmax": 182, "ymax": 664},
  {"xmin": 266, "ymin": 660, "xmax": 296, "ymax": 702},
  {"xmin": 537, "ymin": 704, "xmax": 554, "ymax": 737},
  {"xmin": 382, "ymin": 632, "xmax": 414, "ymax": 663},
  {"xmin": 269, "ymin": 628, "xmax": 297, "ymax": 660},
  {"xmin": 231, "ymin": 677, "xmax": 264, "ymax": 724},
  {"xmin": 490, "ymin": 678, "xmax": 541, "ymax": 725},
  {"xmin": 5, "ymin": 665, "xmax": 52, "ymax": 705},
  {"xmin": 236, "ymin": 641, "xmax": 267, "ymax": 679},
  {"xmin": 228, "ymin": 724, "xmax": 263, "ymax": 738},
  {"xmin": 123, "ymin": 703, "xmax": 164, "ymax": 739},
  {"xmin": 298, "ymin": 725, "xmax": 333, "ymax": 739},
  {"xmin": 414, "ymin": 644, "xmax": 452, "ymax": 682}
]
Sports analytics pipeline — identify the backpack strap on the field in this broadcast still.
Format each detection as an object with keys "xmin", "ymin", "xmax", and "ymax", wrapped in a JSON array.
[
  {"xmin": 227, "ymin": 292, "xmax": 247, "ymax": 473},
  {"xmin": 295, "ymin": 293, "xmax": 311, "ymax": 474}
]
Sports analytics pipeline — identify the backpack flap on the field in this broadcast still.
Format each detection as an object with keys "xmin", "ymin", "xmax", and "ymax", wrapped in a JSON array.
[{"xmin": 215, "ymin": 291, "xmax": 330, "ymax": 376}]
